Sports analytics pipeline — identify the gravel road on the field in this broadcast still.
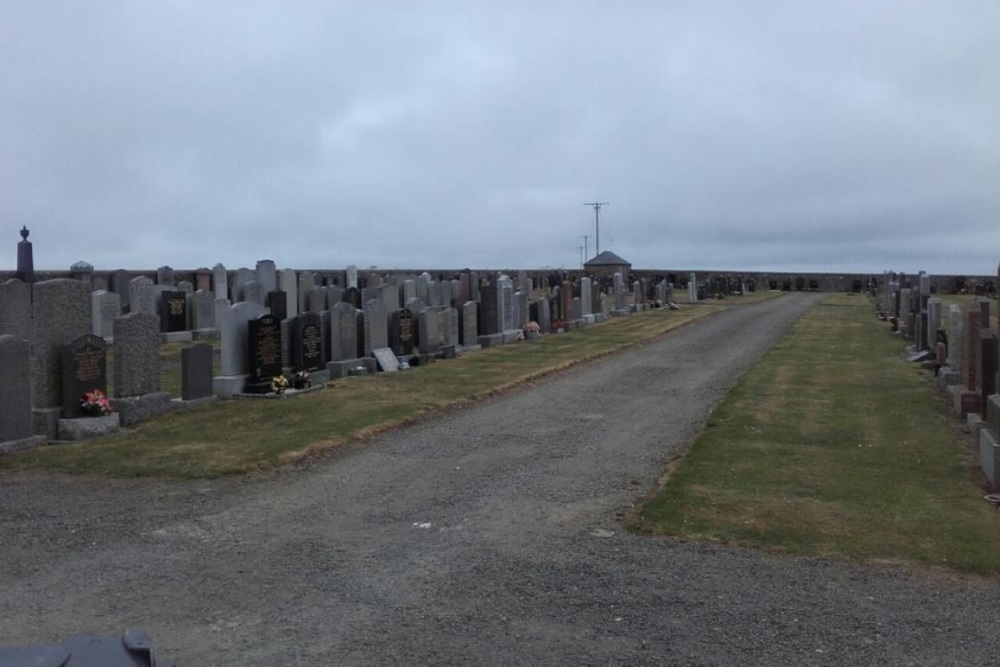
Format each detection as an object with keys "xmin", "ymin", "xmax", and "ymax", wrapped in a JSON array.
[{"xmin": 3, "ymin": 292, "xmax": 998, "ymax": 666}]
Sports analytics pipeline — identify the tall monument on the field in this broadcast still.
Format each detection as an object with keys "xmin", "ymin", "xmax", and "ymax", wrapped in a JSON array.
[{"xmin": 15, "ymin": 226, "xmax": 35, "ymax": 284}]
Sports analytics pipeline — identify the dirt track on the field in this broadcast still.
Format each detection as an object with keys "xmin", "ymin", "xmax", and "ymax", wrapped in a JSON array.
[{"xmin": 3, "ymin": 292, "xmax": 998, "ymax": 666}]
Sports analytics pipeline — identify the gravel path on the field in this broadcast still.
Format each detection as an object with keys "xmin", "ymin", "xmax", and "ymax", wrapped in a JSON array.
[{"xmin": 3, "ymin": 292, "xmax": 998, "ymax": 666}]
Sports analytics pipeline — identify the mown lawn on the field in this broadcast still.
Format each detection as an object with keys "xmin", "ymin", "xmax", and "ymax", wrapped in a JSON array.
[{"xmin": 631, "ymin": 293, "xmax": 1000, "ymax": 574}]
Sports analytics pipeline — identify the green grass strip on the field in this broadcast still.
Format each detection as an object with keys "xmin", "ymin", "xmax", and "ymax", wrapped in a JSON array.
[
  {"xmin": 1, "ymin": 304, "xmax": 722, "ymax": 480},
  {"xmin": 631, "ymin": 293, "xmax": 1000, "ymax": 574}
]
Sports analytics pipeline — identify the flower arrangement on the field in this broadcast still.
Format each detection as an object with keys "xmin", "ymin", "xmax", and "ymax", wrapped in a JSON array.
[
  {"xmin": 523, "ymin": 321, "xmax": 540, "ymax": 334},
  {"xmin": 293, "ymin": 370, "xmax": 311, "ymax": 390},
  {"xmin": 271, "ymin": 375, "xmax": 289, "ymax": 394},
  {"xmin": 80, "ymin": 389, "xmax": 115, "ymax": 417},
  {"xmin": 552, "ymin": 319, "xmax": 565, "ymax": 332}
]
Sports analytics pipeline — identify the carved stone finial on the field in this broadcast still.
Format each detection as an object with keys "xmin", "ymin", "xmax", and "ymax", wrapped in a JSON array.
[{"xmin": 19, "ymin": 225, "xmax": 29, "ymax": 241}]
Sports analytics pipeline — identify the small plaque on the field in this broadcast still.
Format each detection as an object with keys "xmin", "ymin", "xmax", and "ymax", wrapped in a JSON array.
[{"xmin": 373, "ymin": 347, "xmax": 400, "ymax": 373}]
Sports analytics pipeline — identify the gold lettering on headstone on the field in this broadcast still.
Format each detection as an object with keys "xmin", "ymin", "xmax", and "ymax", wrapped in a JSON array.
[{"xmin": 75, "ymin": 348, "xmax": 103, "ymax": 382}]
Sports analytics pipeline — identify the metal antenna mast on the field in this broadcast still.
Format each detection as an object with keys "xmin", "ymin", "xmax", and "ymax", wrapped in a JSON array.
[
  {"xmin": 583, "ymin": 202, "xmax": 610, "ymax": 255},
  {"xmin": 579, "ymin": 234, "xmax": 591, "ymax": 263}
]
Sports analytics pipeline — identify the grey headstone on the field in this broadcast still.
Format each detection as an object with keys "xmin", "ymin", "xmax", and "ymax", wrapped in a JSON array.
[
  {"xmin": 537, "ymin": 296, "xmax": 551, "ymax": 333},
  {"xmin": 243, "ymin": 280, "xmax": 266, "ymax": 307},
  {"xmin": 346, "ymin": 264, "xmax": 358, "ymax": 289},
  {"xmin": 192, "ymin": 289, "xmax": 216, "ymax": 329},
  {"xmin": 256, "ymin": 259, "xmax": 277, "ymax": 294},
  {"xmin": 298, "ymin": 272, "xmax": 316, "ymax": 313},
  {"xmin": 31, "ymin": 279, "xmax": 92, "ymax": 408},
  {"xmin": 212, "ymin": 263, "xmax": 228, "ymax": 301},
  {"xmin": 232, "ymin": 267, "xmax": 255, "ymax": 303},
  {"xmin": 365, "ymin": 299, "xmax": 389, "ymax": 351},
  {"xmin": 460, "ymin": 301, "xmax": 478, "ymax": 345},
  {"xmin": 0, "ymin": 279, "xmax": 31, "ymax": 342},
  {"xmin": 279, "ymin": 268, "xmax": 299, "ymax": 319},
  {"xmin": 92, "ymin": 290, "xmax": 121, "ymax": 338},
  {"xmin": 308, "ymin": 286, "xmax": 326, "ymax": 313},
  {"xmin": 156, "ymin": 265, "xmax": 174, "ymax": 286},
  {"xmin": 177, "ymin": 280, "xmax": 194, "ymax": 294},
  {"xmin": 113, "ymin": 312, "xmax": 161, "ymax": 397},
  {"xmin": 445, "ymin": 307, "xmax": 459, "ymax": 347},
  {"xmin": 330, "ymin": 302, "xmax": 357, "ymax": 361},
  {"xmin": 373, "ymin": 347, "xmax": 399, "ymax": 373},
  {"xmin": 499, "ymin": 276, "xmax": 514, "ymax": 331},
  {"xmin": 419, "ymin": 309, "xmax": 441, "ymax": 354},
  {"xmin": 217, "ymin": 301, "xmax": 269, "ymax": 376},
  {"xmin": 0, "ymin": 335, "xmax": 35, "ymax": 443},
  {"xmin": 580, "ymin": 277, "xmax": 593, "ymax": 315},
  {"xmin": 401, "ymin": 279, "xmax": 417, "ymax": 304},
  {"xmin": 181, "ymin": 344, "xmax": 214, "ymax": 400},
  {"xmin": 110, "ymin": 269, "xmax": 131, "ymax": 310},
  {"xmin": 129, "ymin": 276, "xmax": 156, "ymax": 315}
]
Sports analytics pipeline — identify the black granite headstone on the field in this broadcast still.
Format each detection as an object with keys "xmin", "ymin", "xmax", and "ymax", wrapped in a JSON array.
[
  {"xmin": 160, "ymin": 291, "xmax": 187, "ymax": 332},
  {"xmin": 181, "ymin": 343, "xmax": 214, "ymax": 400},
  {"xmin": 296, "ymin": 312, "xmax": 323, "ymax": 371},
  {"xmin": 343, "ymin": 286, "xmax": 362, "ymax": 310},
  {"xmin": 247, "ymin": 314, "xmax": 282, "ymax": 393},
  {"xmin": 267, "ymin": 290, "xmax": 287, "ymax": 321},
  {"xmin": 390, "ymin": 308, "xmax": 414, "ymax": 355},
  {"xmin": 61, "ymin": 334, "xmax": 108, "ymax": 418}
]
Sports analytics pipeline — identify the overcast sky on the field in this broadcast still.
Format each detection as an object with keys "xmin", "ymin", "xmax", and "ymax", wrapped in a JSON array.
[{"xmin": 1, "ymin": 2, "xmax": 997, "ymax": 275}]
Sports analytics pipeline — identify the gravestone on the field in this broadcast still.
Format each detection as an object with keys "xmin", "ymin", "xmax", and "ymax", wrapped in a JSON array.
[
  {"xmin": 560, "ymin": 280, "xmax": 574, "ymax": 324},
  {"xmin": 232, "ymin": 268, "xmax": 255, "ymax": 303},
  {"xmin": 256, "ymin": 259, "xmax": 277, "ymax": 294},
  {"xmin": 401, "ymin": 279, "xmax": 417, "ymax": 304},
  {"xmin": 113, "ymin": 313, "xmax": 161, "ymax": 397},
  {"xmin": 110, "ymin": 269, "xmax": 131, "ymax": 311},
  {"xmin": 320, "ymin": 310, "xmax": 331, "ymax": 362},
  {"xmin": 460, "ymin": 301, "xmax": 478, "ymax": 345},
  {"xmin": 279, "ymin": 268, "xmax": 299, "ymax": 319},
  {"xmin": 192, "ymin": 289, "xmax": 216, "ymax": 330},
  {"xmin": 444, "ymin": 307, "xmax": 459, "ymax": 347},
  {"xmin": 181, "ymin": 344, "xmax": 214, "ymax": 401},
  {"xmin": 295, "ymin": 312, "xmax": 324, "ymax": 371},
  {"xmin": 330, "ymin": 302, "xmax": 358, "ymax": 361},
  {"xmin": 373, "ymin": 347, "xmax": 399, "ymax": 373},
  {"xmin": 156, "ymin": 265, "xmax": 174, "ymax": 286},
  {"xmin": 194, "ymin": 268, "xmax": 212, "ymax": 292},
  {"xmin": 246, "ymin": 314, "xmax": 282, "ymax": 393},
  {"xmin": 243, "ymin": 280, "xmax": 266, "ymax": 307},
  {"xmin": 347, "ymin": 264, "xmax": 358, "ymax": 289},
  {"xmin": 343, "ymin": 286, "xmax": 362, "ymax": 310},
  {"xmin": 365, "ymin": 299, "xmax": 389, "ymax": 351},
  {"xmin": 0, "ymin": 279, "xmax": 32, "ymax": 341},
  {"xmin": 298, "ymin": 272, "xmax": 316, "ymax": 313},
  {"xmin": 61, "ymin": 334, "xmax": 108, "ymax": 418},
  {"xmin": 378, "ymin": 283, "xmax": 400, "ymax": 312},
  {"xmin": 217, "ymin": 301, "xmax": 269, "ymax": 377},
  {"xmin": 267, "ymin": 290, "xmax": 288, "ymax": 321},
  {"xmin": 537, "ymin": 296, "xmax": 551, "ymax": 333},
  {"xmin": 499, "ymin": 276, "xmax": 514, "ymax": 331},
  {"xmin": 580, "ymin": 277, "xmax": 593, "ymax": 316},
  {"xmin": 129, "ymin": 276, "xmax": 156, "ymax": 315},
  {"xmin": 307, "ymin": 286, "xmax": 325, "ymax": 313},
  {"xmin": 31, "ymin": 279, "xmax": 92, "ymax": 409},
  {"xmin": 479, "ymin": 283, "xmax": 498, "ymax": 335},
  {"xmin": 390, "ymin": 308, "xmax": 415, "ymax": 356},
  {"xmin": 419, "ymin": 309, "xmax": 441, "ymax": 354},
  {"xmin": 0, "ymin": 335, "xmax": 42, "ymax": 451},
  {"xmin": 92, "ymin": 290, "xmax": 121, "ymax": 339},
  {"xmin": 160, "ymin": 291, "xmax": 188, "ymax": 332},
  {"xmin": 212, "ymin": 263, "xmax": 228, "ymax": 301}
]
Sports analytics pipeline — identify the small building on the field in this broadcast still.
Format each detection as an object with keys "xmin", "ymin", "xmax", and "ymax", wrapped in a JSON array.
[{"xmin": 583, "ymin": 250, "xmax": 632, "ymax": 281}]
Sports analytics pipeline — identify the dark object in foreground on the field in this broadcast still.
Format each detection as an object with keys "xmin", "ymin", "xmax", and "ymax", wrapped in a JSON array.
[{"xmin": 0, "ymin": 629, "xmax": 174, "ymax": 667}]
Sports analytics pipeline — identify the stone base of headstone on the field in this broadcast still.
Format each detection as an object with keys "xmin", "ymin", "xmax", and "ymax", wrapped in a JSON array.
[
  {"xmin": 213, "ymin": 374, "xmax": 248, "ymax": 398},
  {"xmin": 501, "ymin": 330, "xmax": 521, "ymax": 344},
  {"xmin": 979, "ymin": 428, "xmax": 1000, "ymax": 492},
  {"xmin": 171, "ymin": 395, "xmax": 219, "ymax": 411},
  {"xmin": 950, "ymin": 386, "xmax": 981, "ymax": 419},
  {"xmin": 326, "ymin": 358, "xmax": 376, "ymax": 379},
  {"xmin": 967, "ymin": 413, "xmax": 986, "ymax": 439},
  {"xmin": 191, "ymin": 328, "xmax": 220, "ymax": 340},
  {"xmin": 416, "ymin": 352, "xmax": 438, "ymax": 366},
  {"xmin": 442, "ymin": 344, "xmax": 457, "ymax": 359},
  {"xmin": 583, "ymin": 314, "xmax": 597, "ymax": 325},
  {"xmin": 57, "ymin": 413, "xmax": 121, "ymax": 440},
  {"xmin": 0, "ymin": 434, "xmax": 47, "ymax": 454},
  {"xmin": 936, "ymin": 367, "xmax": 962, "ymax": 388},
  {"xmin": 243, "ymin": 379, "xmax": 274, "ymax": 395},
  {"xmin": 236, "ymin": 384, "xmax": 325, "ymax": 399},
  {"xmin": 161, "ymin": 331, "xmax": 193, "ymax": 343},
  {"xmin": 32, "ymin": 407, "xmax": 62, "ymax": 440},
  {"xmin": 348, "ymin": 366, "xmax": 369, "ymax": 376},
  {"xmin": 110, "ymin": 392, "xmax": 173, "ymax": 426},
  {"xmin": 458, "ymin": 344, "xmax": 482, "ymax": 354},
  {"xmin": 611, "ymin": 309, "xmax": 629, "ymax": 317},
  {"xmin": 477, "ymin": 333, "xmax": 503, "ymax": 348},
  {"xmin": 987, "ymin": 394, "xmax": 1000, "ymax": 435},
  {"xmin": 524, "ymin": 331, "xmax": 540, "ymax": 342}
]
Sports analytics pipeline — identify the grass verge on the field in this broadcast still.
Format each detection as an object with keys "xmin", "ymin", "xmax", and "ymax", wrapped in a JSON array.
[
  {"xmin": 629, "ymin": 293, "xmax": 1000, "ymax": 574},
  {"xmin": 1, "ymin": 303, "xmax": 723, "ymax": 479}
]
